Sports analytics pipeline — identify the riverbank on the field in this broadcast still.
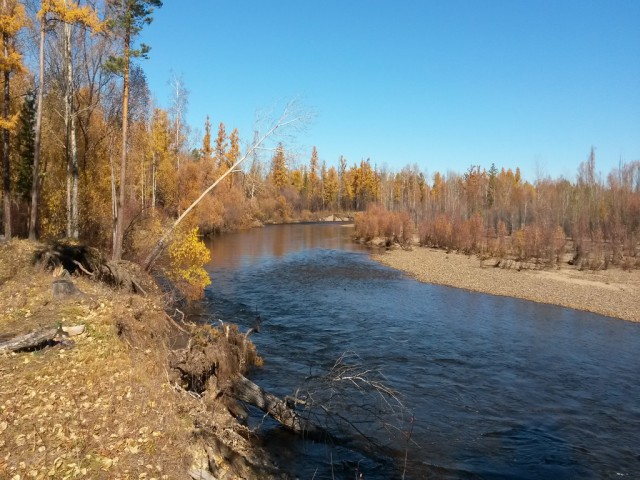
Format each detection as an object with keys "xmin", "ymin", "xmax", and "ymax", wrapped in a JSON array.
[
  {"xmin": 0, "ymin": 239, "xmax": 278, "ymax": 479},
  {"xmin": 373, "ymin": 246, "xmax": 640, "ymax": 322}
]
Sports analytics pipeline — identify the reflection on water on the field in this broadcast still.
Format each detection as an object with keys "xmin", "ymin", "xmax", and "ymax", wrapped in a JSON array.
[
  {"xmin": 203, "ymin": 223, "xmax": 359, "ymax": 271},
  {"xmin": 199, "ymin": 224, "xmax": 640, "ymax": 479}
]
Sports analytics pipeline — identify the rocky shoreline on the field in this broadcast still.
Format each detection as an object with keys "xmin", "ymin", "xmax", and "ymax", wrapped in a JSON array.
[{"xmin": 373, "ymin": 246, "xmax": 640, "ymax": 322}]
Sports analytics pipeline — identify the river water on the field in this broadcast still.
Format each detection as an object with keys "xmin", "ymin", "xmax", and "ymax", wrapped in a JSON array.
[{"xmin": 198, "ymin": 223, "xmax": 640, "ymax": 479}]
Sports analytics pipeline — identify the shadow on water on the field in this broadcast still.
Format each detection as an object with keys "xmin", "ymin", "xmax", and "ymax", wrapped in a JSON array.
[{"xmin": 194, "ymin": 224, "xmax": 640, "ymax": 479}]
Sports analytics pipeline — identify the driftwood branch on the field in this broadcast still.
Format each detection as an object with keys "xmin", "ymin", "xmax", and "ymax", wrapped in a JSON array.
[
  {"xmin": 229, "ymin": 374, "xmax": 324, "ymax": 440},
  {"xmin": 0, "ymin": 327, "xmax": 59, "ymax": 354}
]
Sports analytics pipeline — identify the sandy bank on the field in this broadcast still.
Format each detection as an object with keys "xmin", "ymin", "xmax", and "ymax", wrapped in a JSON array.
[{"xmin": 373, "ymin": 247, "xmax": 640, "ymax": 322}]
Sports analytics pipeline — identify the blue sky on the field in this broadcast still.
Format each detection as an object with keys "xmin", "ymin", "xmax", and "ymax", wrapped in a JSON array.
[{"xmin": 141, "ymin": 1, "xmax": 640, "ymax": 182}]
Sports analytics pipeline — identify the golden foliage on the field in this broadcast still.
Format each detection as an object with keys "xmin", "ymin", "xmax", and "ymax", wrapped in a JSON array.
[
  {"xmin": 39, "ymin": 0, "xmax": 104, "ymax": 32},
  {"xmin": 167, "ymin": 227, "xmax": 211, "ymax": 299},
  {"xmin": 0, "ymin": 1, "xmax": 26, "ymax": 36},
  {"xmin": 0, "ymin": 111, "xmax": 19, "ymax": 131}
]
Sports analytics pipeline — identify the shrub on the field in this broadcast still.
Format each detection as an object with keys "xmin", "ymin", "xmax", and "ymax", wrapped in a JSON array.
[{"xmin": 167, "ymin": 227, "xmax": 211, "ymax": 300}]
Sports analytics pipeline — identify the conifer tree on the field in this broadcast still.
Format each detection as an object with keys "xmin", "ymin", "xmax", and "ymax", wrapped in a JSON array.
[
  {"xmin": 324, "ymin": 166, "xmax": 339, "ymax": 210},
  {"xmin": 201, "ymin": 115, "xmax": 212, "ymax": 162},
  {"xmin": 16, "ymin": 89, "xmax": 35, "ymax": 201},
  {"xmin": 214, "ymin": 121, "xmax": 227, "ymax": 170},
  {"xmin": 106, "ymin": 0, "xmax": 162, "ymax": 260},
  {"xmin": 270, "ymin": 143, "xmax": 287, "ymax": 189},
  {"xmin": 225, "ymin": 128, "xmax": 239, "ymax": 188}
]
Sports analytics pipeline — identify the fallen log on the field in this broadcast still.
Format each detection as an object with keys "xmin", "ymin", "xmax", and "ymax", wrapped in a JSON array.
[
  {"xmin": 229, "ymin": 374, "xmax": 324, "ymax": 440},
  {"xmin": 0, "ymin": 326, "xmax": 59, "ymax": 354}
]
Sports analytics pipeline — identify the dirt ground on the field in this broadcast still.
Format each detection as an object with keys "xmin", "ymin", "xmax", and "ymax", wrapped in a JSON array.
[
  {"xmin": 374, "ymin": 246, "xmax": 640, "ymax": 322},
  {"xmin": 0, "ymin": 239, "xmax": 277, "ymax": 480}
]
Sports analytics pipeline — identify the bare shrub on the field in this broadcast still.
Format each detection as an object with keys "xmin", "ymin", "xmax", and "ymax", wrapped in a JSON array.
[{"xmin": 398, "ymin": 212, "xmax": 414, "ymax": 246}]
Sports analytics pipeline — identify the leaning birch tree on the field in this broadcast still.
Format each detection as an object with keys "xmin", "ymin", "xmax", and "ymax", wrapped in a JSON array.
[{"xmin": 143, "ymin": 100, "xmax": 308, "ymax": 271}]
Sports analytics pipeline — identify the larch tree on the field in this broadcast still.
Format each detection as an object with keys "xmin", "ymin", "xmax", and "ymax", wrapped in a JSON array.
[
  {"xmin": 106, "ymin": 0, "xmax": 162, "ymax": 260},
  {"xmin": 150, "ymin": 107, "xmax": 172, "ymax": 211},
  {"xmin": 16, "ymin": 89, "xmax": 35, "ymax": 202},
  {"xmin": 225, "ymin": 127, "xmax": 239, "ymax": 188},
  {"xmin": 308, "ymin": 145, "xmax": 319, "ymax": 209},
  {"xmin": 0, "ymin": 0, "xmax": 26, "ymax": 239},
  {"xmin": 201, "ymin": 115, "xmax": 212, "ymax": 162},
  {"xmin": 270, "ymin": 143, "xmax": 287, "ymax": 190},
  {"xmin": 324, "ymin": 165, "xmax": 338, "ymax": 210},
  {"xmin": 214, "ymin": 121, "xmax": 226, "ymax": 170}
]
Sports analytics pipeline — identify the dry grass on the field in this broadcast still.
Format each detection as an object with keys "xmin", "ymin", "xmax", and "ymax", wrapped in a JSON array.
[{"xmin": 0, "ymin": 239, "xmax": 276, "ymax": 480}]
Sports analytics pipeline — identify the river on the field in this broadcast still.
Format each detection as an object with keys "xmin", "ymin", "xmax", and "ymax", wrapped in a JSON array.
[{"xmin": 198, "ymin": 223, "xmax": 640, "ymax": 479}]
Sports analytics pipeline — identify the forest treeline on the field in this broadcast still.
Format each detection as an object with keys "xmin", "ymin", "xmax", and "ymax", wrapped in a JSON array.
[
  {"xmin": 1, "ymin": 1, "xmax": 639, "ymax": 296},
  {"xmin": 355, "ymin": 154, "xmax": 640, "ymax": 270}
]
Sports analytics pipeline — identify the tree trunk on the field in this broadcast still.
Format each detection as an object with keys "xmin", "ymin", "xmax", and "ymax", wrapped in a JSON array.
[
  {"xmin": 110, "ymin": 141, "xmax": 117, "ymax": 254},
  {"xmin": 65, "ymin": 29, "xmax": 71, "ymax": 239},
  {"xmin": 2, "ymin": 2, "xmax": 11, "ymax": 240},
  {"xmin": 29, "ymin": 17, "xmax": 45, "ymax": 240},
  {"xmin": 151, "ymin": 151, "xmax": 156, "ymax": 210},
  {"xmin": 113, "ymin": 24, "xmax": 130, "ymax": 260},
  {"xmin": 67, "ymin": 11, "xmax": 79, "ymax": 240}
]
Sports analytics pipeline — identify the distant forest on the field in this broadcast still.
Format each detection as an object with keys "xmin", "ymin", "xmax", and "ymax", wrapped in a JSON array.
[{"xmin": 1, "ymin": 0, "xmax": 639, "ymax": 275}]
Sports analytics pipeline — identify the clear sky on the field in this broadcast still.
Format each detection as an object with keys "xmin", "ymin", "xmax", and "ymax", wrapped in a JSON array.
[{"xmin": 141, "ymin": 0, "xmax": 640, "ymax": 182}]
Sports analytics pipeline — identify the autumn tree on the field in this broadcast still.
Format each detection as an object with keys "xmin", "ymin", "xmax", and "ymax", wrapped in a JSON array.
[
  {"xmin": 225, "ymin": 127, "xmax": 239, "ymax": 188},
  {"xmin": 0, "ymin": 0, "xmax": 26, "ymax": 239},
  {"xmin": 57, "ymin": 0, "xmax": 102, "ymax": 238},
  {"xmin": 308, "ymin": 146, "xmax": 319, "ymax": 210},
  {"xmin": 150, "ymin": 108, "xmax": 173, "ymax": 211},
  {"xmin": 214, "ymin": 121, "xmax": 226, "ymax": 170},
  {"xmin": 106, "ymin": 0, "xmax": 162, "ymax": 260},
  {"xmin": 269, "ymin": 143, "xmax": 287, "ymax": 190},
  {"xmin": 323, "ymin": 165, "xmax": 338, "ymax": 210},
  {"xmin": 338, "ymin": 155, "xmax": 347, "ymax": 210},
  {"xmin": 168, "ymin": 70, "xmax": 188, "ymax": 166},
  {"xmin": 15, "ymin": 88, "xmax": 35, "ymax": 201},
  {"xmin": 201, "ymin": 115, "xmax": 212, "ymax": 162}
]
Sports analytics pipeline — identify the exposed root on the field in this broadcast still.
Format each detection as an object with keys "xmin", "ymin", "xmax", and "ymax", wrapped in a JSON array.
[{"xmin": 34, "ymin": 241, "xmax": 149, "ymax": 295}]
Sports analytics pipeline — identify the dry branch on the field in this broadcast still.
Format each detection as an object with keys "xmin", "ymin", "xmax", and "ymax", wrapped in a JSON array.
[{"xmin": 229, "ymin": 373, "xmax": 324, "ymax": 439}]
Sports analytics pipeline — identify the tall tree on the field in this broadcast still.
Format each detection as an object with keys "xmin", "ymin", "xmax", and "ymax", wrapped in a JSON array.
[
  {"xmin": 308, "ymin": 145, "xmax": 319, "ymax": 209},
  {"xmin": 60, "ymin": 0, "xmax": 102, "ymax": 238},
  {"xmin": 106, "ymin": 0, "xmax": 162, "ymax": 260},
  {"xmin": 30, "ymin": 1, "xmax": 47, "ymax": 239},
  {"xmin": 214, "ymin": 121, "xmax": 226, "ymax": 170},
  {"xmin": 201, "ymin": 115, "xmax": 212, "ymax": 162},
  {"xmin": 16, "ymin": 89, "xmax": 35, "ymax": 201},
  {"xmin": 225, "ymin": 127, "xmax": 239, "ymax": 188},
  {"xmin": 0, "ymin": 0, "xmax": 26, "ymax": 239},
  {"xmin": 270, "ymin": 143, "xmax": 287, "ymax": 190},
  {"xmin": 168, "ymin": 70, "xmax": 187, "ymax": 166}
]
